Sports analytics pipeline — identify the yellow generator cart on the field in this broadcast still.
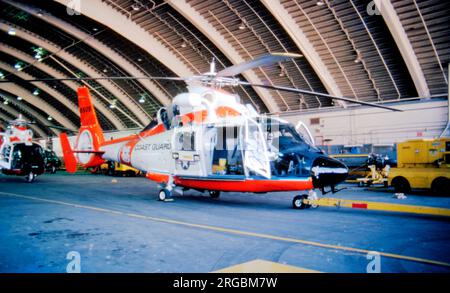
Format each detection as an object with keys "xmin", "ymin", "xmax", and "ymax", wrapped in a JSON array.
[
  {"xmin": 96, "ymin": 161, "xmax": 141, "ymax": 177},
  {"xmin": 388, "ymin": 138, "xmax": 450, "ymax": 195}
]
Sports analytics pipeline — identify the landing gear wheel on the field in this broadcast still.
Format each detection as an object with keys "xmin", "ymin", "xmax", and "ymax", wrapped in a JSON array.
[
  {"xmin": 392, "ymin": 177, "xmax": 410, "ymax": 193},
  {"xmin": 158, "ymin": 189, "xmax": 171, "ymax": 201},
  {"xmin": 431, "ymin": 177, "xmax": 450, "ymax": 196},
  {"xmin": 25, "ymin": 172, "xmax": 36, "ymax": 183},
  {"xmin": 292, "ymin": 194, "xmax": 310, "ymax": 210},
  {"xmin": 208, "ymin": 190, "xmax": 221, "ymax": 199}
]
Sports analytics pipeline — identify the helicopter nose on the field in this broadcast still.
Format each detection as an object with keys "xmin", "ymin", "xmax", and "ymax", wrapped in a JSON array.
[{"xmin": 311, "ymin": 156, "xmax": 348, "ymax": 189}]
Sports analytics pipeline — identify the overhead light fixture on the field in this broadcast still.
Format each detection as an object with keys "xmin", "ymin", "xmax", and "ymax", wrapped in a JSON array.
[
  {"xmin": 137, "ymin": 58, "xmax": 142, "ymax": 62},
  {"xmin": 14, "ymin": 62, "xmax": 23, "ymax": 71},
  {"xmin": 132, "ymin": 1, "xmax": 141, "ymax": 11},
  {"xmin": 138, "ymin": 95, "xmax": 146, "ymax": 104},
  {"xmin": 316, "ymin": 1, "xmax": 324, "ymax": 6},
  {"xmin": 238, "ymin": 22, "xmax": 246, "ymax": 30},
  {"xmin": 8, "ymin": 27, "xmax": 16, "ymax": 36},
  {"xmin": 354, "ymin": 50, "xmax": 362, "ymax": 63},
  {"xmin": 33, "ymin": 89, "xmax": 40, "ymax": 96},
  {"xmin": 278, "ymin": 64, "xmax": 286, "ymax": 77},
  {"xmin": 0, "ymin": 71, "xmax": 4, "ymax": 79},
  {"xmin": 33, "ymin": 47, "xmax": 46, "ymax": 60},
  {"xmin": 181, "ymin": 41, "xmax": 187, "ymax": 48},
  {"xmin": 103, "ymin": 68, "xmax": 108, "ymax": 73},
  {"xmin": 37, "ymin": 10, "xmax": 44, "ymax": 17},
  {"xmin": 3, "ymin": 99, "xmax": 9, "ymax": 105},
  {"xmin": 47, "ymin": 116, "xmax": 53, "ymax": 121},
  {"xmin": 109, "ymin": 99, "xmax": 117, "ymax": 109},
  {"xmin": 16, "ymin": 96, "xmax": 23, "ymax": 101},
  {"xmin": 93, "ymin": 28, "xmax": 98, "ymax": 32}
]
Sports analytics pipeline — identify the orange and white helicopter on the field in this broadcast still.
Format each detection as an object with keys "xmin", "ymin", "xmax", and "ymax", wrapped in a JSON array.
[
  {"xmin": 0, "ymin": 115, "xmax": 45, "ymax": 182},
  {"xmin": 8, "ymin": 53, "xmax": 399, "ymax": 207}
]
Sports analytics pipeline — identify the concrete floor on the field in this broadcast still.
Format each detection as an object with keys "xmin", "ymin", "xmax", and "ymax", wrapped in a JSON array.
[{"xmin": 0, "ymin": 172, "xmax": 449, "ymax": 273}]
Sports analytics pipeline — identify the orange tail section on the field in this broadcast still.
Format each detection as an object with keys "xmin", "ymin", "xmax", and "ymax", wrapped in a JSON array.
[
  {"xmin": 78, "ymin": 86, "xmax": 105, "ymax": 145},
  {"xmin": 60, "ymin": 133, "xmax": 77, "ymax": 173},
  {"xmin": 59, "ymin": 87, "xmax": 105, "ymax": 171}
]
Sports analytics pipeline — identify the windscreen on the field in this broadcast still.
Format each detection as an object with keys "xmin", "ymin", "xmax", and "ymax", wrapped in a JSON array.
[{"xmin": 262, "ymin": 119, "xmax": 320, "ymax": 153}]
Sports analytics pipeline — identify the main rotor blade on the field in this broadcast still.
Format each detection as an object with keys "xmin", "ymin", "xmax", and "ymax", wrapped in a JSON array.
[
  {"xmin": 216, "ymin": 53, "xmax": 303, "ymax": 78},
  {"xmin": 45, "ymin": 125, "xmax": 78, "ymax": 133},
  {"xmin": 239, "ymin": 81, "xmax": 402, "ymax": 112},
  {"xmin": 0, "ymin": 76, "xmax": 187, "ymax": 83}
]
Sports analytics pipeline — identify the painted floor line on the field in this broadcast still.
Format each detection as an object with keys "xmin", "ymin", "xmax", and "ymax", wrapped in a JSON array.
[{"xmin": 1, "ymin": 191, "xmax": 449, "ymax": 268}]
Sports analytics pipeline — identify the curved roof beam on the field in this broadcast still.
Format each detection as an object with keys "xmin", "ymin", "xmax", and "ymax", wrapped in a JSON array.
[
  {"xmin": 261, "ymin": 0, "xmax": 342, "ymax": 99},
  {"xmin": 0, "ymin": 22, "xmax": 148, "ymax": 127},
  {"xmin": 168, "ymin": 0, "xmax": 280, "ymax": 113},
  {"xmin": 55, "ymin": 0, "xmax": 193, "ymax": 78},
  {"xmin": 6, "ymin": 0, "xmax": 171, "ymax": 107},
  {"xmin": 0, "ymin": 43, "xmax": 124, "ymax": 130},
  {"xmin": 0, "ymin": 91, "xmax": 59, "ymax": 136},
  {"xmin": 374, "ymin": 0, "xmax": 430, "ymax": 98},
  {"xmin": 0, "ymin": 104, "xmax": 48, "ymax": 138},
  {"xmin": 0, "ymin": 83, "xmax": 77, "ymax": 130},
  {"xmin": 0, "ymin": 61, "xmax": 79, "ymax": 121}
]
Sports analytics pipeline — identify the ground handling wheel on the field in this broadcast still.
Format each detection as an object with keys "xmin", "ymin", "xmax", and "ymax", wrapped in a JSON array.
[{"xmin": 292, "ymin": 194, "xmax": 311, "ymax": 210}]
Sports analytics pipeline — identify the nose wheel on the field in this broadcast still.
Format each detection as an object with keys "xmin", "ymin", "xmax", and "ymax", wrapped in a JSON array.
[
  {"xmin": 25, "ymin": 172, "xmax": 36, "ymax": 183},
  {"xmin": 292, "ymin": 194, "xmax": 311, "ymax": 210},
  {"xmin": 158, "ymin": 188, "xmax": 171, "ymax": 201}
]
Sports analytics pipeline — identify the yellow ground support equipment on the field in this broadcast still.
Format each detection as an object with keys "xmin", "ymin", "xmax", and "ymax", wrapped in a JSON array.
[
  {"xmin": 388, "ymin": 138, "xmax": 450, "ymax": 195},
  {"xmin": 95, "ymin": 161, "xmax": 141, "ymax": 177}
]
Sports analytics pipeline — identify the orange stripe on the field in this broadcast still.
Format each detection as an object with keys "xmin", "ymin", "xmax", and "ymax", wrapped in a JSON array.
[
  {"xmin": 146, "ymin": 172, "xmax": 170, "ymax": 183},
  {"xmin": 102, "ymin": 124, "xmax": 165, "ymax": 146},
  {"xmin": 174, "ymin": 177, "xmax": 314, "ymax": 192}
]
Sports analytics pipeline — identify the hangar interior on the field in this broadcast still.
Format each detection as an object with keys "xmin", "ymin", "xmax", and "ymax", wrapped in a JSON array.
[{"xmin": 0, "ymin": 0, "xmax": 449, "ymax": 273}]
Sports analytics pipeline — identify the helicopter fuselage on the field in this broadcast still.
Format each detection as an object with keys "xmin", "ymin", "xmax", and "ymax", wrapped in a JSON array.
[{"xmin": 93, "ymin": 110, "xmax": 347, "ymax": 194}]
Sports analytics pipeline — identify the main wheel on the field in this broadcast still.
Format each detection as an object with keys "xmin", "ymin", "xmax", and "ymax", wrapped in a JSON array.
[
  {"xmin": 292, "ymin": 194, "xmax": 310, "ymax": 210},
  {"xmin": 392, "ymin": 177, "xmax": 410, "ymax": 193},
  {"xmin": 208, "ymin": 190, "xmax": 221, "ymax": 199},
  {"xmin": 431, "ymin": 177, "xmax": 450, "ymax": 196},
  {"xmin": 25, "ymin": 172, "xmax": 35, "ymax": 183},
  {"xmin": 158, "ymin": 189, "xmax": 171, "ymax": 201}
]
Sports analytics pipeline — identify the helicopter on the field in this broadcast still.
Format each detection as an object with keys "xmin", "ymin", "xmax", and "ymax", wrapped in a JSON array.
[
  {"xmin": 5, "ymin": 53, "xmax": 400, "ymax": 207},
  {"xmin": 0, "ymin": 115, "xmax": 45, "ymax": 182}
]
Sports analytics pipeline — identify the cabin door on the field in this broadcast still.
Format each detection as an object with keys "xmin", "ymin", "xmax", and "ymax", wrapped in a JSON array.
[
  {"xmin": 241, "ymin": 118, "xmax": 271, "ymax": 179},
  {"xmin": 172, "ymin": 126, "xmax": 205, "ymax": 177}
]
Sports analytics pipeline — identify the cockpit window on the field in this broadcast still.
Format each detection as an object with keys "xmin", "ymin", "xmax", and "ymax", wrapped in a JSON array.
[{"xmin": 261, "ymin": 119, "xmax": 320, "ymax": 152}]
